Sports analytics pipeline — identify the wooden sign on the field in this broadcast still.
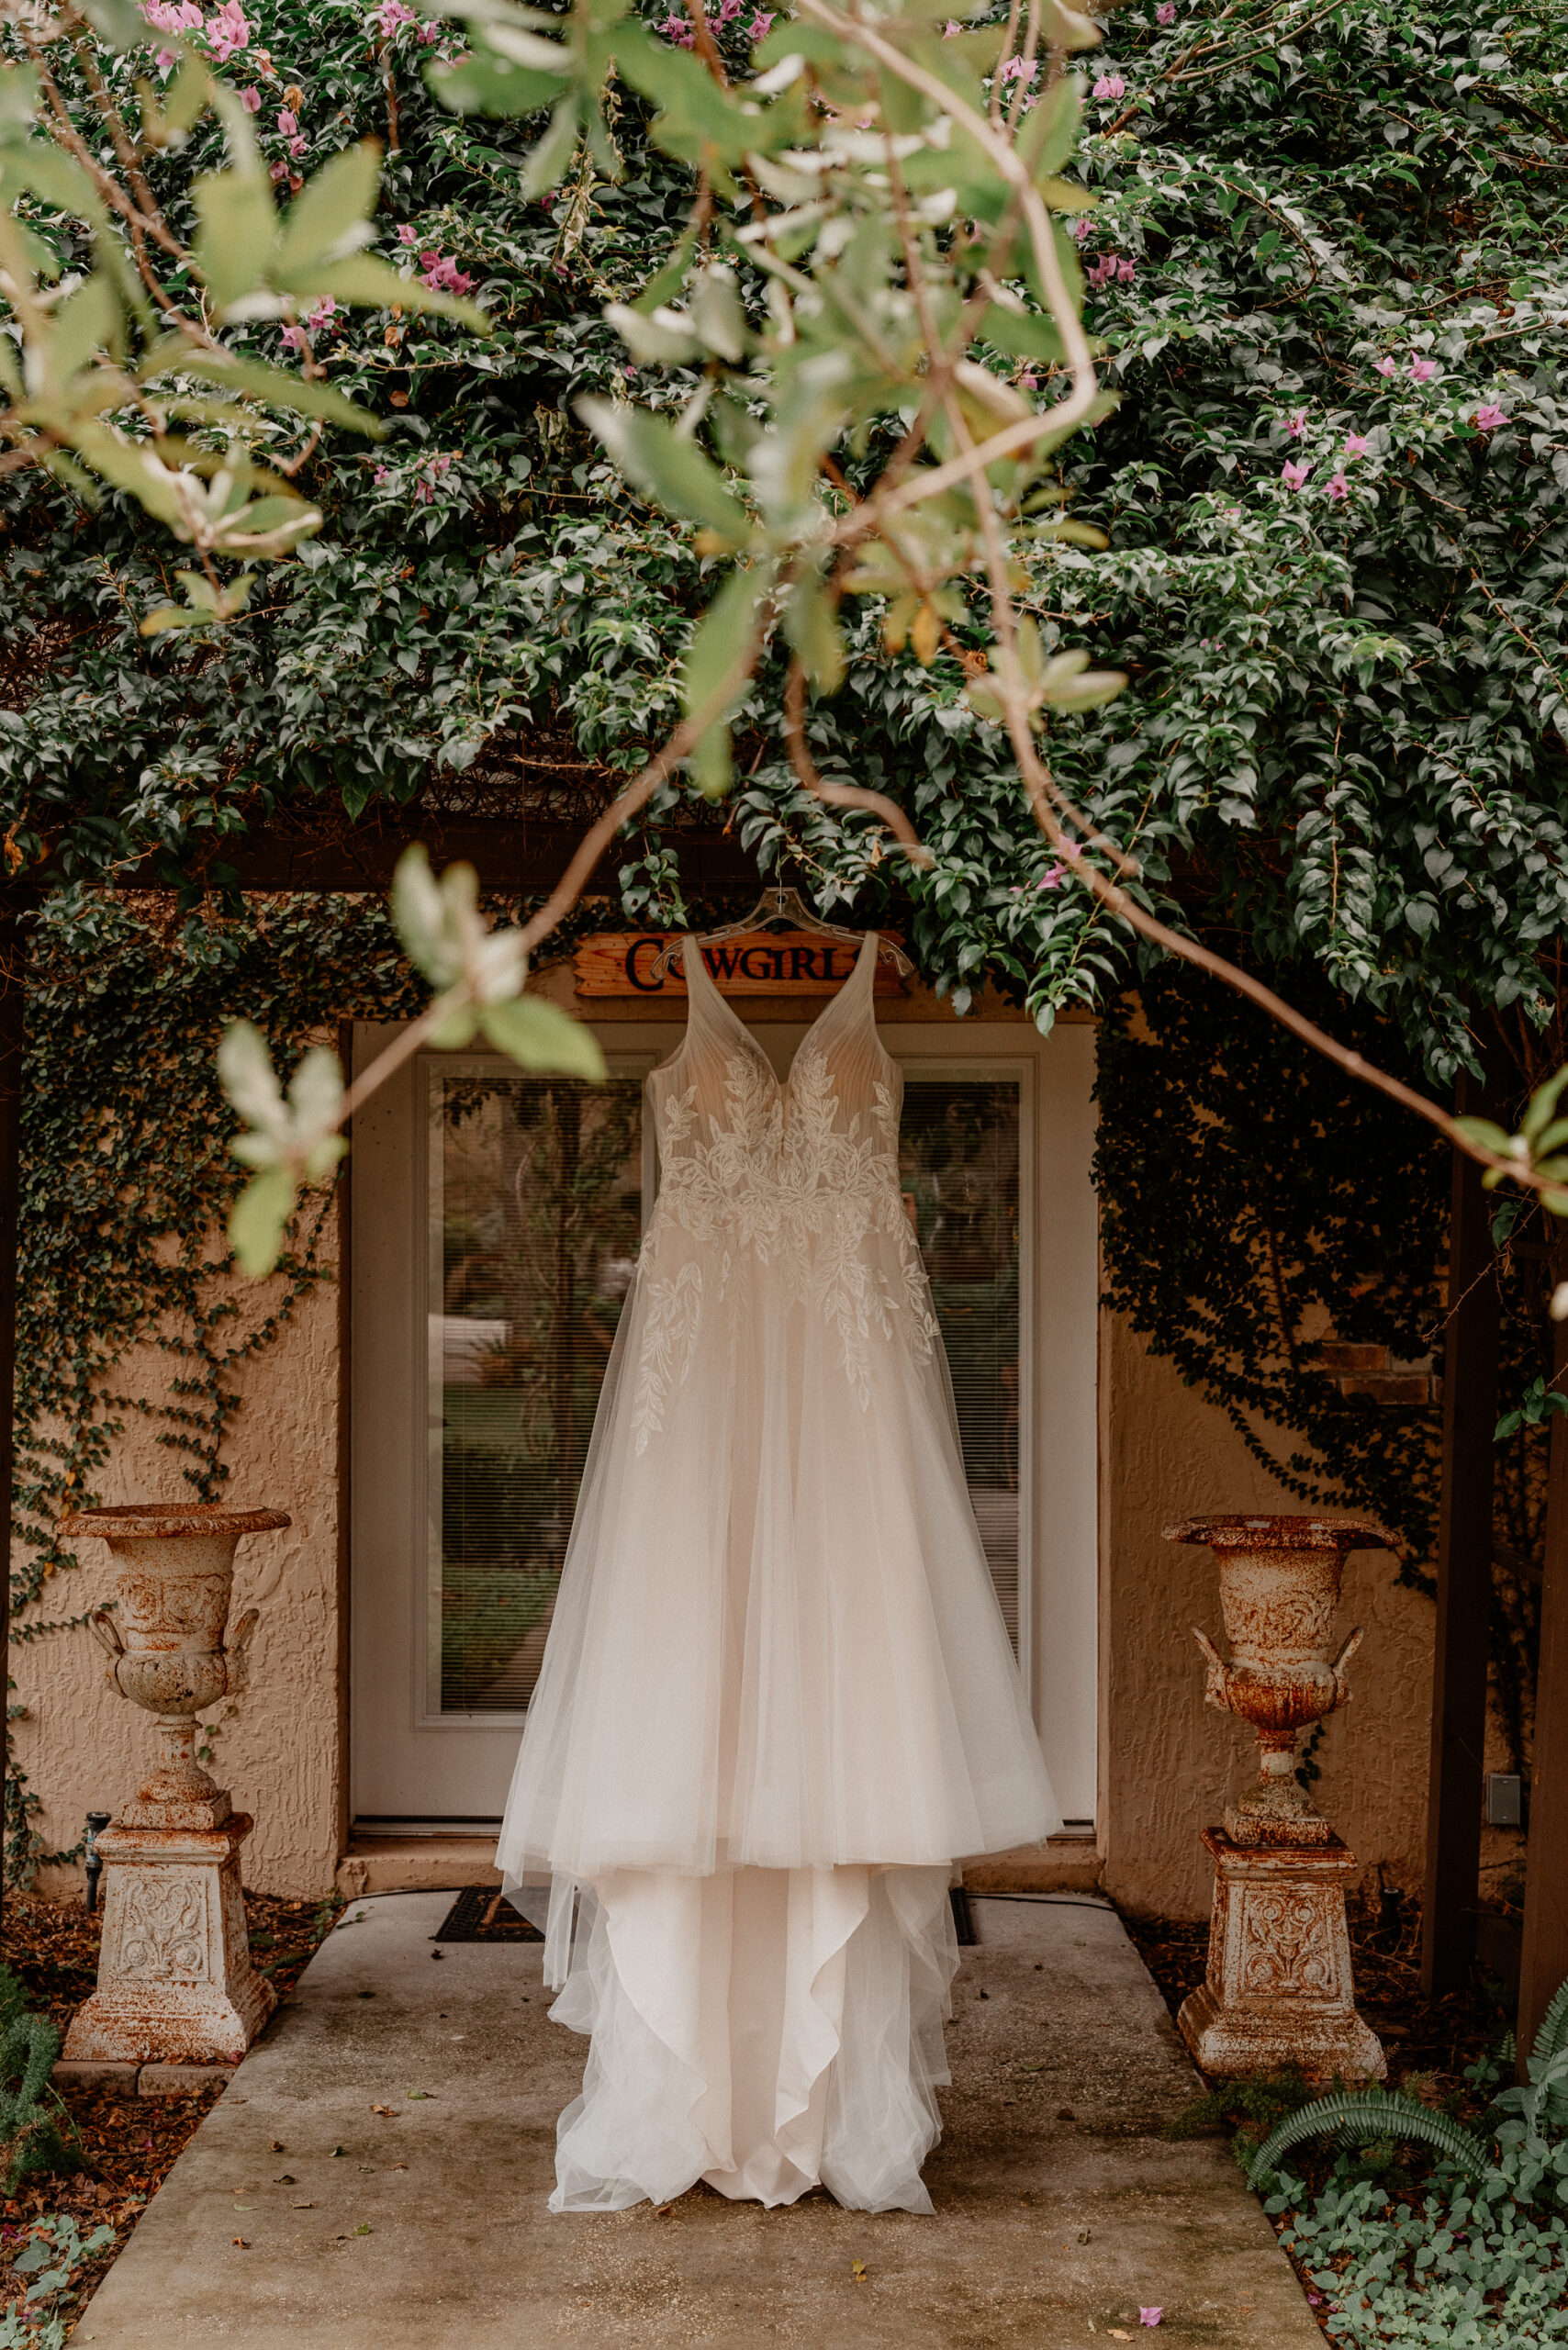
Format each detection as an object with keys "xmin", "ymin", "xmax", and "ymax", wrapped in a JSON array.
[{"xmin": 574, "ymin": 931, "xmax": 908, "ymax": 999}]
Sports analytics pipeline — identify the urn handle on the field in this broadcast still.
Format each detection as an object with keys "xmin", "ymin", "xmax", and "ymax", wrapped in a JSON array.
[
  {"xmin": 1330, "ymin": 1625, "xmax": 1364, "ymax": 1706},
  {"xmin": 221, "ymin": 1607, "xmax": 261, "ymax": 1696},
  {"xmin": 87, "ymin": 1608, "xmax": 125, "ymax": 1660},
  {"xmin": 1192, "ymin": 1627, "xmax": 1231, "ymax": 1711}
]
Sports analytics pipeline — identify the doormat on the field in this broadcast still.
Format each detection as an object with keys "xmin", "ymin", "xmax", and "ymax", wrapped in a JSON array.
[{"xmin": 431, "ymin": 1886, "xmax": 544, "ymax": 1942}]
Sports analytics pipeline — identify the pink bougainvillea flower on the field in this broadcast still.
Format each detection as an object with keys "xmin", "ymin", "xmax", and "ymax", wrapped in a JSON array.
[
  {"xmin": 748, "ymin": 10, "xmax": 772, "ymax": 33},
  {"xmin": 373, "ymin": 465, "xmax": 391, "ymax": 486},
  {"xmin": 269, "ymin": 157, "xmax": 289, "ymax": 181},
  {"xmin": 658, "ymin": 12, "xmax": 695, "ymax": 41},
  {"xmin": 1092, "ymin": 71, "xmax": 1126, "ymax": 97},
  {"xmin": 154, "ymin": 43, "xmax": 178, "ymax": 69},
  {"xmin": 398, "ymin": 223, "xmax": 418, "ymax": 245},
  {"xmin": 280, "ymin": 323, "xmax": 307, "ymax": 352},
  {"xmin": 239, "ymin": 83, "xmax": 261, "ymax": 109},
  {"xmin": 1036, "ymin": 865, "xmax": 1066, "ymax": 890},
  {"xmin": 288, "ymin": 134, "xmax": 308, "ymax": 155},
  {"xmin": 1343, "ymin": 431, "xmax": 1370, "ymax": 457},
  {"xmin": 1374, "ymin": 355, "xmax": 1398, "ymax": 377},
  {"xmin": 1286, "ymin": 408, "xmax": 1306, "ymax": 437},
  {"xmin": 1473, "ymin": 402, "xmax": 1509, "ymax": 432},
  {"xmin": 306, "ymin": 296, "xmax": 339, "ymax": 330},
  {"xmin": 420, "ymin": 252, "xmax": 475, "ymax": 295},
  {"xmin": 1116, "ymin": 257, "xmax": 1136, "ymax": 282},
  {"xmin": 1071, "ymin": 216, "xmax": 1091, "ymax": 242},
  {"xmin": 1408, "ymin": 356, "xmax": 1438, "ymax": 382},
  {"xmin": 1086, "ymin": 256, "xmax": 1114, "ymax": 287},
  {"xmin": 1156, "ymin": 2, "xmax": 1175, "ymax": 18},
  {"xmin": 1281, "ymin": 459, "xmax": 1311, "ymax": 489},
  {"xmin": 1018, "ymin": 371, "xmax": 1038, "ymax": 390},
  {"xmin": 420, "ymin": 20, "xmax": 442, "ymax": 39},
  {"xmin": 207, "ymin": 0, "xmax": 252, "ymax": 60},
  {"xmin": 276, "ymin": 106, "xmax": 297, "ymax": 133},
  {"xmin": 1327, "ymin": 471, "xmax": 1349, "ymax": 501},
  {"xmin": 943, "ymin": 17, "xmax": 961, "ymax": 33},
  {"xmin": 1139, "ymin": 2316, "xmax": 1163, "ymax": 2332},
  {"xmin": 375, "ymin": 0, "xmax": 415, "ymax": 29}
]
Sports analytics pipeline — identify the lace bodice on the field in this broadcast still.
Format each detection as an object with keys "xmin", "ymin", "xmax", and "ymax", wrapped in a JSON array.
[{"xmin": 632, "ymin": 933, "xmax": 938, "ymax": 1450}]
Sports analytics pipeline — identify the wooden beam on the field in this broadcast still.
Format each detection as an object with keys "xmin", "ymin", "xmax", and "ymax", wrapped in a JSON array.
[
  {"xmin": 1421, "ymin": 1063, "xmax": 1504, "ymax": 1996},
  {"xmin": 112, "ymin": 818, "xmax": 770, "ymax": 897},
  {"xmin": 1518, "ymin": 1285, "xmax": 1568, "ymax": 2064},
  {"xmin": 0, "ymin": 905, "xmax": 27, "ymax": 1925}
]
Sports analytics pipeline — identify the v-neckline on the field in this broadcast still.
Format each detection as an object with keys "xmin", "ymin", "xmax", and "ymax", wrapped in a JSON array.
[{"xmin": 681, "ymin": 929, "xmax": 879, "ymax": 1088}]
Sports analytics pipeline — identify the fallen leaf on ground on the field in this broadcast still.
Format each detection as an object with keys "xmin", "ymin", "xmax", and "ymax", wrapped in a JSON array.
[
  {"xmin": 291, "ymin": 2200, "xmax": 317, "ymax": 2210},
  {"xmin": 407, "ymin": 2090, "xmax": 434, "ymax": 2100},
  {"xmin": 330, "ymin": 2146, "xmax": 346, "ymax": 2157},
  {"xmin": 1109, "ymin": 2333, "xmax": 1130, "ymax": 2344},
  {"xmin": 370, "ymin": 2106, "xmax": 399, "ymax": 2118},
  {"xmin": 355, "ymin": 2223, "xmax": 372, "ymax": 2235},
  {"xmin": 270, "ymin": 2141, "xmax": 285, "ymax": 2153},
  {"xmin": 274, "ymin": 2175, "xmax": 296, "ymax": 2185},
  {"xmin": 231, "ymin": 2237, "xmax": 249, "ymax": 2249},
  {"xmin": 389, "ymin": 2164, "xmax": 409, "ymax": 2172},
  {"xmin": 851, "ymin": 2259, "xmax": 868, "ymax": 2283}
]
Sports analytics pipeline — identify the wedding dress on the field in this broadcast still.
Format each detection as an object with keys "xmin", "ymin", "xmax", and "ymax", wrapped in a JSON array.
[{"xmin": 497, "ymin": 932, "xmax": 1059, "ymax": 2212}]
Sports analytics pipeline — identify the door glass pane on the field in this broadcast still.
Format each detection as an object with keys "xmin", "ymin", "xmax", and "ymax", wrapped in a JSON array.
[
  {"xmin": 899, "ymin": 1080, "xmax": 1023, "ymax": 1653},
  {"xmin": 428, "ymin": 1069, "xmax": 644, "ymax": 1715}
]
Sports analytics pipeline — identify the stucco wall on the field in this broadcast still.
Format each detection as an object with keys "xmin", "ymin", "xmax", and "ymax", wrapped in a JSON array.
[
  {"xmin": 1099, "ymin": 1304, "xmax": 1438, "ymax": 1921},
  {"xmin": 18, "ymin": 1205, "xmax": 344, "ymax": 1901}
]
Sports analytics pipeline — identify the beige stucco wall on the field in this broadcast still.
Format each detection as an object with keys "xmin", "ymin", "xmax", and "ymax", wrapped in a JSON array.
[
  {"xmin": 18, "ymin": 1207, "xmax": 344, "ymax": 1901},
  {"xmin": 1098, "ymin": 1305, "xmax": 1438, "ymax": 1922}
]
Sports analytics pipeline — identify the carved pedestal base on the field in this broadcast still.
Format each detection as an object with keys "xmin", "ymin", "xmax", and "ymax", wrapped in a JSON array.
[
  {"xmin": 1178, "ymin": 1829, "xmax": 1385, "ymax": 2081},
  {"xmin": 62, "ymin": 1814, "xmax": 275, "ymax": 2065}
]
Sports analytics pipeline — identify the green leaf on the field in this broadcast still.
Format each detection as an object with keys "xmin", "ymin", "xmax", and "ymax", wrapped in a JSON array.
[
  {"xmin": 427, "ymin": 42, "xmax": 567, "ymax": 117},
  {"xmin": 191, "ymin": 166, "xmax": 279, "ymax": 314},
  {"xmin": 783, "ymin": 573, "xmax": 846, "ymax": 695},
  {"xmin": 274, "ymin": 142, "xmax": 383, "ymax": 283},
  {"xmin": 73, "ymin": 0, "xmax": 146, "ymax": 51},
  {"xmin": 1452, "ymin": 1116, "xmax": 1516, "ymax": 1158},
  {"xmin": 577, "ymin": 397, "xmax": 750, "ymax": 538},
  {"xmin": 1523, "ymin": 1066, "xmax": 1568, "ymax": 1146},
  {"xmin": 521, "ymin": 95, "xmax": 581, "ymax": 198},
  {"xmin": 478, "ymin": 996, "xmax": 607, "ymax": 1079},
  {"xmin": 682, "ymin": 559, "xmax": 776, "ymax": 799},
  {"xmin": 277, "ymin": 252, "xmax": 483, "ymax": 328},
  {"xmin": 980, "ymin": 304, "xmax": 1066, "ymax": 368},
  {"xmin": 147, "ymin": 350, "xmax": 382, "ymax": 437},
  {"xmin": 229, "ymin": 1165, "xmax": 299, "ymax": 1278}
]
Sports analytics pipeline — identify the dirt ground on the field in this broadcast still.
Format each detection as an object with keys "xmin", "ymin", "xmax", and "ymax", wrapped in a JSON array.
[{"xmin": 0, "ymin": 1887, "xmax": 340, "ymax": 2337}]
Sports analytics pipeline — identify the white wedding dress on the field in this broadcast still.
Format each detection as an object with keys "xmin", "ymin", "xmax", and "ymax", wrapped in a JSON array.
[{"xmin": 497, "ymin": 933, "xmax": 1059, "ymax": 2212}]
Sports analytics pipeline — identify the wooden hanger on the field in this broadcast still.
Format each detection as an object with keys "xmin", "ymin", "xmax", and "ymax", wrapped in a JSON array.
[{"xmin": 647, "ymin": 886, "xmax": 914, "ymax": 983}]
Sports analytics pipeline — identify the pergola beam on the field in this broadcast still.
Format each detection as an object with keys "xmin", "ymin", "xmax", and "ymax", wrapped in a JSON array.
[{"xmin": 1421, "ymin": 1063, "xmax": 1504, "ymax": 1997}]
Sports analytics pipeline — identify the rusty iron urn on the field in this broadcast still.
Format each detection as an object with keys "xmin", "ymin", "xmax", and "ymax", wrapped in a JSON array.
[
  {"xmin": 1164, "ymin": 1513, "xmax": 1396, "ymax": 1847},
  {"xmin": 60, "ymin": 1502, "xmax": 290, "ymax": 2068},
  {"xmin": 1165, "ymin": 1512, "xmax": 1390, "ymax": 2082}
]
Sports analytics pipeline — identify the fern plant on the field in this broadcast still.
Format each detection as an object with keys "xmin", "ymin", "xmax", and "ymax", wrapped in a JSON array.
[
  {"xmin": 0, "ymin": 1968, "xmax": 77, "ymax": 2194},
  {"xmin": 1243, "ymin": 1974, "xmax": 1568, "ymax": 2347},
  {"xmin": 1249, "ymin": 2087, "xmax": 1491, "ymax": 2186}
]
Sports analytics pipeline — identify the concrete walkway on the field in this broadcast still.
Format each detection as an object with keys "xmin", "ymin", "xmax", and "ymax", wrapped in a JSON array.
[{"xmin": 75, "ymin": 1891, "xmax": 1319, "ymax": 2349}]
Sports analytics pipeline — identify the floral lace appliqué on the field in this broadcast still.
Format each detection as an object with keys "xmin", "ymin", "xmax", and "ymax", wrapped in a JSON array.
[
  {"xmin": 636, "ymin": 1039, "xmax": 937, "ymax": 1414},
  {"xmin": 632, "ymin": 1260, "xmax": 703, "ymax": 1455}
]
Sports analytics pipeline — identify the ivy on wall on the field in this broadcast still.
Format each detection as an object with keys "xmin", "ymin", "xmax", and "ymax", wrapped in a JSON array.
[
  {"xmin": 4, "ymin": 892, "xmax": 430, "ymax": 1885},
  {"xmin": 1095, "ymin": 962, "xmax": 1551, "ymax": 1775}
]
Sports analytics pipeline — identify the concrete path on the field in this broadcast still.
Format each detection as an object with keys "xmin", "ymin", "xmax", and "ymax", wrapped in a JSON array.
[{"xmin": 75, "ymin": 1890, "xmax": 1318, "ymax": 2349}]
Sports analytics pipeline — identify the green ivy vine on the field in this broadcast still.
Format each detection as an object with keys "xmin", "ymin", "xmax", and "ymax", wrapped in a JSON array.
[{"xmin": 1096, "ymin": 962, "xmax": 1551, "ymax": 1775}]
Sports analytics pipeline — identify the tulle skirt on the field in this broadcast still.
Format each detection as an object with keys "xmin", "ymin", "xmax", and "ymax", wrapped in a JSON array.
[
  {"xmin": 498, "ymin": 1218, "xmax": 1058, "ymax": 2212},
  {"xmin": 535, "ymin": 1863, "xmax": 959, "ymax": 2214}
]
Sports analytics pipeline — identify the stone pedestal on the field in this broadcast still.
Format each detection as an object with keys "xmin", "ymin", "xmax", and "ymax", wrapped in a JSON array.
[
  {"xmin": 1178, "ymin": 1830, "xmax": 1385, "ymax": 2081},
  {"xmin": 62, "ymin": 1816, "xmax": 275, "ymax": 2065}
]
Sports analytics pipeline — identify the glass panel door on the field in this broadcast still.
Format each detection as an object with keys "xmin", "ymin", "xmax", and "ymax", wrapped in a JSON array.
[
  {"xmin": 427, "ymin": 1069, "xmax": 644, "ymax": 1717},
  {"xmin": 898, "ymin": 1078, "xmax": 1024, "ymax": 1655}
]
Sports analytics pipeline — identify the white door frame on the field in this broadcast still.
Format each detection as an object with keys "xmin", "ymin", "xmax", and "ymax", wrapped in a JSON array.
[{"xmin": 348, "ymin": 1013, "xmax": 1099, "ymax": 1829}]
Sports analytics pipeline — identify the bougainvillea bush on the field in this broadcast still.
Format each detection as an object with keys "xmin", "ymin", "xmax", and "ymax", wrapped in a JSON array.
[{"xmin": 3, "ymin": 0, "xmax": 1564, "ymax": 1087}]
